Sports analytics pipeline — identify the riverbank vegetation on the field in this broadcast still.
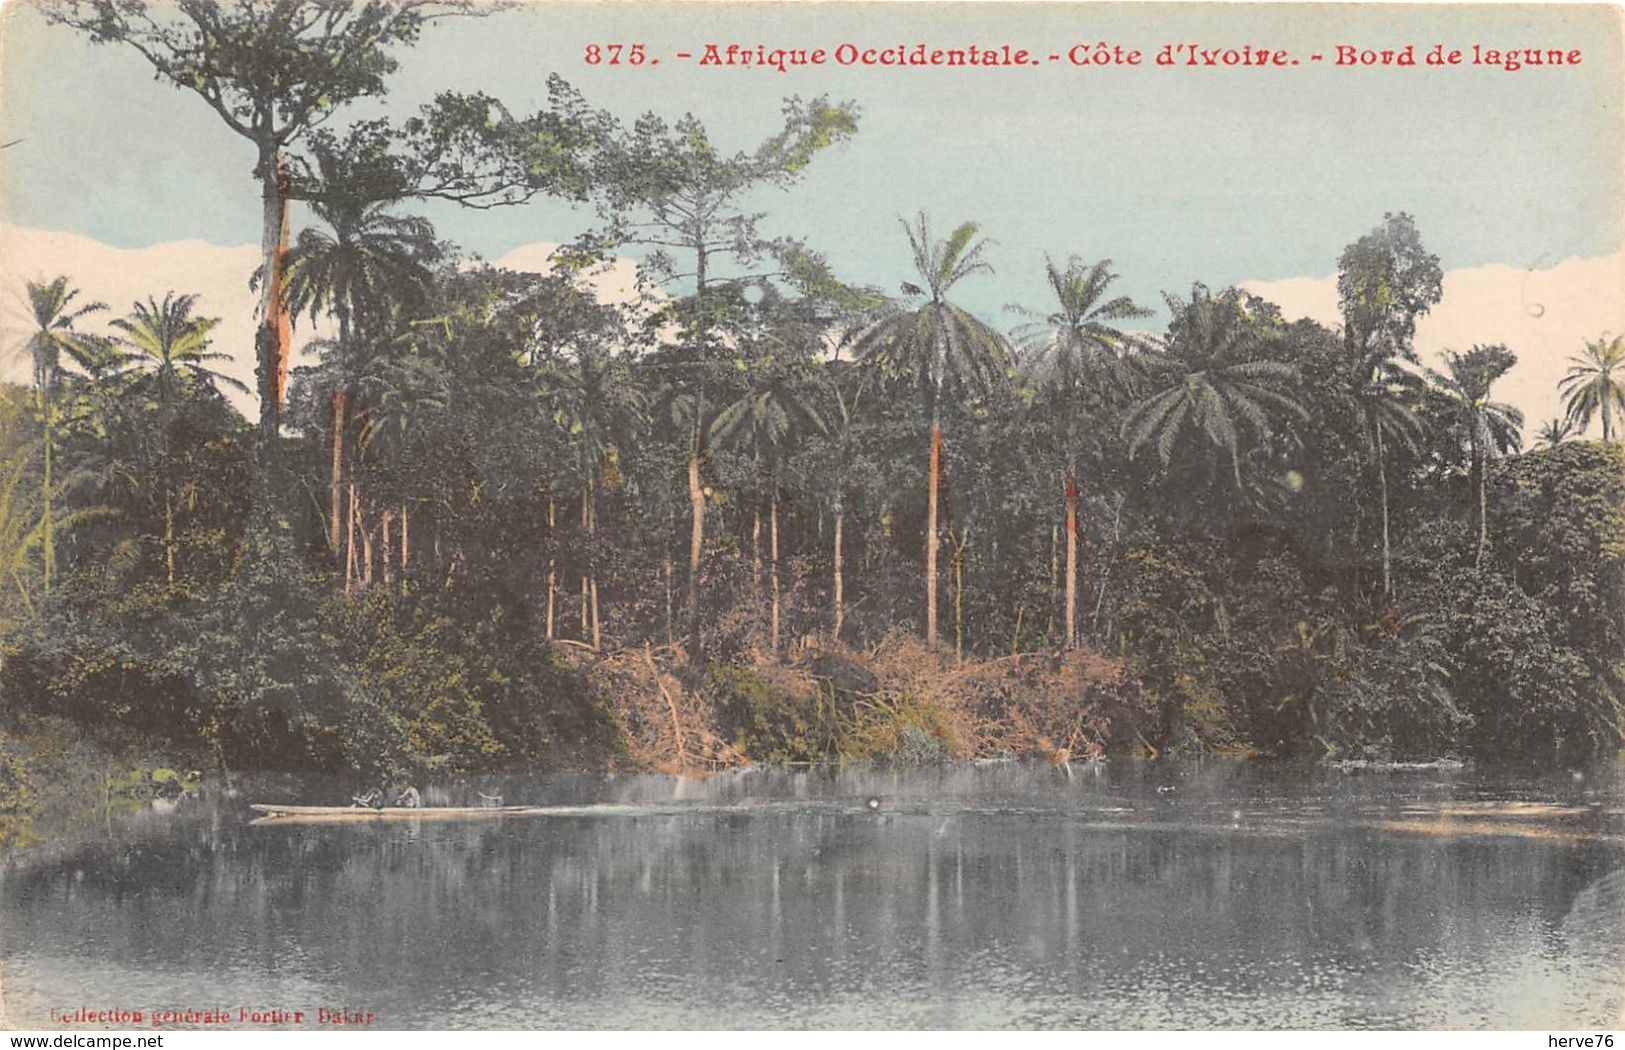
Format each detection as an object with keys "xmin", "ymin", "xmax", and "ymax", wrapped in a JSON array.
[
  {"xmin": 0, "ymin": 711, "xmax": 210, "ymax": 851},
  {"xmin": 3, "ymin": 1, "xmax": 1623, "ymax": 792}
]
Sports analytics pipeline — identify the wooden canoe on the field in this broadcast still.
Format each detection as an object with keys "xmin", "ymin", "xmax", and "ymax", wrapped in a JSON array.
[
  {"xmin": 247, "ymin": 799, "xmax": 807, "ymax": 826},
  {"xmin": 250, "ymin": 803, "xmax": 556, "ymax": 822}
]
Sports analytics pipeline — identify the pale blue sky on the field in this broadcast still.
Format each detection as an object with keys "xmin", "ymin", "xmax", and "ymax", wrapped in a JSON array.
[{"xmin": 1, "ymin": 1, "xmax": 1620, "ymax": 322}]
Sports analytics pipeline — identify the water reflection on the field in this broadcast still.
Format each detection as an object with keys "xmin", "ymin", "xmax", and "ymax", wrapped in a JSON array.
[{"xmin": 4, "ymin": 761, "xmax": 1623, "ymax": 1028}]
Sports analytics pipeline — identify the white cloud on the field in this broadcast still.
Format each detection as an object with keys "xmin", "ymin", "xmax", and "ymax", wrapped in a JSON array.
[
  {"xmin": 1241, "ymin": 253, "xmax": 1625, "ymax": 441},
  {"xmin": 0, "ymin": 226, "xmax": 657, "ymax": 415},
  {"xmin": 482, "ymin": 242, "xmax": 648, "ymax": 307},
  {"xmin": 0, "ymin": 222, "xmax": 311, "ymax": 414}
]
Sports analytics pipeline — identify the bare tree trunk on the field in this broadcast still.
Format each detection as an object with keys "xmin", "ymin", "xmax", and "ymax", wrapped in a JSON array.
[
  {"xmin": 40, "ymin": 382, "xmax": 52, "ymax": 595},
  {"xmin": 580, "ymin": 483, "xmax": 591, "ymax": 637},
  {"xmin": 926, "ymin": 421, "xmax": 942, "ymax": 646},
  {"xmin": 1377, "ymin": 426, "xmax": 1392, "ymax": 599},
  {"xmin": 380, "ymin": 509, "xmax": 395, "ymax": 586},
  {"xmin": 1476, "ymin": 454, "xmax": 1488, "ymax": 568},
  {"xmin": 361, "ymin": 507, "xmax": 374, "ymax": 589},
  {"xmin": 163, "ymin": 488, "xmax": 175, "ymax": 591},
  {"xmin": 752, "ymin": 504, "xmax": 763, "ymax": 594},
  {"xmin": 664, "ymin": 556, "xmax": 674, "ymax": 647},
  {"xmin": 545, "ymin": 495, "xmax": 557, "ymax": 641},
  {"xmin": 588, "ymin": 484, "xmax": 601, "ymax": 651},
  {"xmin": 328, "ymin": 387, "xmax": 346, "ymax": 561},
  {"xmin": 688, "ymin": 438, "xmax": 705, "ymax": 662},
  {"xmin": 687, "ymin": 248, "xmax": 711, "ymax": 664},
  {"xmin": 1064, "ymin": 467, "xmax": 1079, "ymax": 649},
  {"xmin": 590, "ymin": 581, "xmax": 601, "ymax": 649},
  {"xmin": 254, "ymin": 148, "xmax": 293, "ymax": 441},
  {"xmin": 344, "ymin": 481, "xmax": 358, "ymax": 593},
  {"xmin": 832, "ymin": 497, "xmax": 845, "ymax": 643},
  {"xmin": 769, "ymin": 483, "xmax": 781, "ymax": 653}
]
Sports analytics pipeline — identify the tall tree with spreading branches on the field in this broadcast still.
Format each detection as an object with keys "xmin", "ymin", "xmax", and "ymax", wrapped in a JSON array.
[
  {"xmin": 43, "ymin": 0, "xmax": 602, "ymax": 447},
  {"xmin": 596, "ymin": 95, "xmax": 858, "ymax": 662},
  {"xmin": 1337, "ymin": 214, "xmax": 1443, "ymax": 600}
]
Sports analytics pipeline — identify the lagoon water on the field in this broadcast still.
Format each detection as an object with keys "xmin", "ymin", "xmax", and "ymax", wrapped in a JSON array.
[{"xmin": 3, "ymin": 760, "xmax": 1623, "ymax": 1029}]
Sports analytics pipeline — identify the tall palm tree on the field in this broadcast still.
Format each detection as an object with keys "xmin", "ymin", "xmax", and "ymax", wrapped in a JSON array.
[
  {"xmin": 21, "ymin": 277, "xmax": 104, "ymax": 593},
  {"xmin": 112, "ymin": 293, "xmax": 242, "ymax": 588},
  {"xmin": 1348, "ymin": 351, "xmax": 1426, "ymax": 600},
  {"xmin": 851, "ymin": 214, "xmax": 1010, "ymax": 645},
  {"xmin": 1559, "ymin": 333, "xmax": 1625, "ymax": 441},
  {"xmin": 1123, "ymin": 284, "xmax": 1307, "ymax": 488},
  {"xmin": 113, "ymin": 294, "xmax": 242, "ymax": 415},
  {"xmin": 1426, "ymin": 344, "xmax": 1523, "ymax": 567},
  {"xmin": 711, "ymin": 349, "xmax": 826, "ymax": 652},
  {"xmin": 284, "ymin": 169, "xmax": 440, "ymax": 561},
  {"xmin": 1010, "ymin": 255, "xmax": 1150, "ymax": 648},
  {"xmin": 286, "ymin": 207, "xmax": 440, "ymax": 352}
]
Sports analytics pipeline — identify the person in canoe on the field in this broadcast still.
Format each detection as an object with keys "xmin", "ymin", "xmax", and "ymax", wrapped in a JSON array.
[{"xmin": 350, "ymin": 785, "xmax": 420, "ymax": 809}]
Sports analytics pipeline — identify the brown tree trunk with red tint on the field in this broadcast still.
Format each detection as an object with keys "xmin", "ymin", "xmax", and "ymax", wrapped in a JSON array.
[{"xmin": 255, "ymin": 150, "xmax": 293, "ymax": 442}]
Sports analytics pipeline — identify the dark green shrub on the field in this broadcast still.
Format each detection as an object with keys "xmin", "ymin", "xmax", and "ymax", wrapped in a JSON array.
[{"xmin": 711, "ymin": 663, "xmax": 837, "ymax": 763}]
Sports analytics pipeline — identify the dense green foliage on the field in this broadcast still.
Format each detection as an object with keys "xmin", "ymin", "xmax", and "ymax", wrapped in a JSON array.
[{"xmin": 6, "ymin": 8, "xmax": 1623, "ymax": 775}]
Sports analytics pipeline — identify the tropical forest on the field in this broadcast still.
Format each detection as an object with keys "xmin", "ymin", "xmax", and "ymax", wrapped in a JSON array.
[{"xmin": 3, "ymin": 2, "xmax": 1624, "ymax": 840}]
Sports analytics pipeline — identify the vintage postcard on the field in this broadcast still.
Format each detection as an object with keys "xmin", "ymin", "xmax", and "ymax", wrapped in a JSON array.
[{"xmin": 0, "ymin": 0, "xmax": 1622, "ymax": 1032}]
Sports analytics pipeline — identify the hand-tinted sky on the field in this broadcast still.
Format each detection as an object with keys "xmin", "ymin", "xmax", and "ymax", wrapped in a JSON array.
[{"xmin": 0, "ymin": 1, "xmax": 1620, "ymax": 323}]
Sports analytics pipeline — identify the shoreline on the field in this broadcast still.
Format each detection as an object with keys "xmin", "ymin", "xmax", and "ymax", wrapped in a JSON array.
[{"xmin": 3, "ymin": 705, "xmax": 1610, "ymax": 861}]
